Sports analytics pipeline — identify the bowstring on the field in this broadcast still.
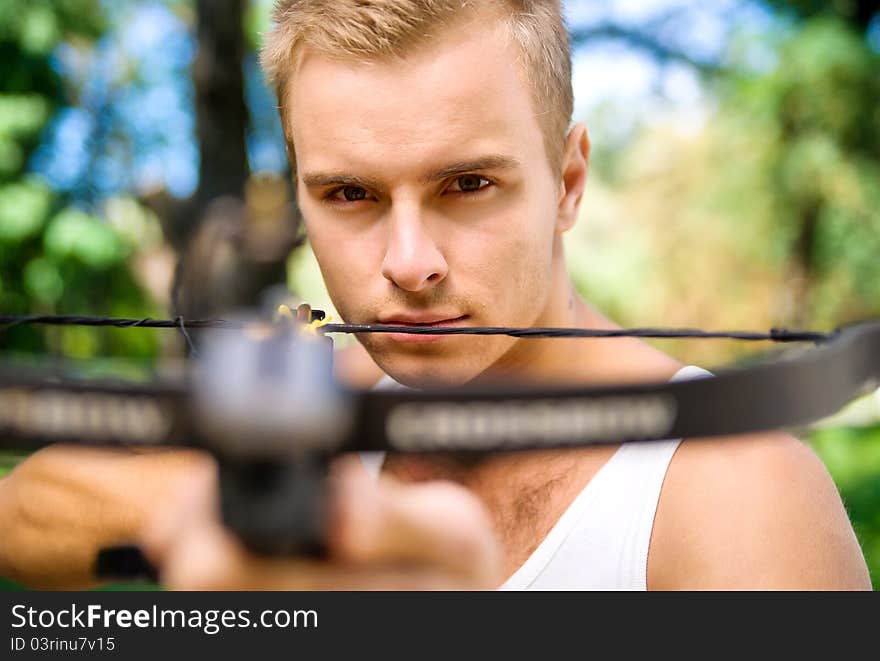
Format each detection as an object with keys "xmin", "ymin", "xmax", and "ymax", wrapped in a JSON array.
[
  {"xmin": 0, "ymin": 314, "xmax": 836, "ymax": 344},
  {"xmin": 0, "ymin": 315, "xmax": 238, "ymax": 329}
]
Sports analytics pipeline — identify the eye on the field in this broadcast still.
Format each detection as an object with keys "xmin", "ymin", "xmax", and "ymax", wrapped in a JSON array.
[
  {"xmin": 447, "ymin": 175, "xmax": 491, "ymax": 194},
  {"xmin": 326, "ymin": 185, "xmax": 372, "ymax": 203},
  {"xmin": 321, "ymin": 184, "xmax": 376, "ymax": 205}
]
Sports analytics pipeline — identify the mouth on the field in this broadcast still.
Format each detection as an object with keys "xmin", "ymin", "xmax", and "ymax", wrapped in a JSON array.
[{"xmin": 376, "ymin": 315, "xmax": 470, "ymax": 343}]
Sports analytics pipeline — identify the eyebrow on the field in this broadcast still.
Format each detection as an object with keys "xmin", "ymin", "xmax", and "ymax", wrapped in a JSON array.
[
  {"xmin": 419, "ymin": 155, "xmax": 521, "ymax": 184},
  {"xmin": 300, "ymin": 172, "xmax": 385, "ymax": 191},
  {"xmin": 300, "ymin": 154, "xmax": 521, "ymax": 191}
]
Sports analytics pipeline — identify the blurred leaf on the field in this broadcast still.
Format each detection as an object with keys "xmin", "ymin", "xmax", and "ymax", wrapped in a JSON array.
[
  {"xmin": 23, "ymin": 256, "xmax": 63, "ymax": 304},
  {"xmin": 59, "ymin": 323, "xmax": 100, "ymax": 358},
  {"xmin": 0, "ymin": 0, "xmax": 157, "ymax": 363},
  {"xmin": 19, "ymin": 4, "xmax": 60, "ymax": 55},
  {"xmin": 103, "ymin": 196, "xmax": 164, "ymax": 250},
  {"xmin": 0, "ymin": 95, "xmax": 51, "ymax": 139},
  {"xmin": 44, "ymin": 208, "xmax": 128, "ymax": 269},
  {"xmin": 244, "ymin": 0, "xmax": 272, "ymax": 52},
  {"xmin": 0, "ymin": 178, "xmax": 52, "ymax": 242},
  {"xmin": 0, "ymin": 138, "xmax": 23, "ymax": 177}
]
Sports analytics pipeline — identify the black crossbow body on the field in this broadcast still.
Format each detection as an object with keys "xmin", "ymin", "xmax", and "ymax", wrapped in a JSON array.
[{"xmin": 1, "ymin": 306, "xmax": 879, "ymax": 582}]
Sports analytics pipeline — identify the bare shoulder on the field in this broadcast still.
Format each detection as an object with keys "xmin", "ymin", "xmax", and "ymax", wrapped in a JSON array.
[{"xmin": 648, "ymin": 432, "xmax": 871, "ymax": 590}]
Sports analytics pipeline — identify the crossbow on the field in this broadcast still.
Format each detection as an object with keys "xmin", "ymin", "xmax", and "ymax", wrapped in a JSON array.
[{"xmin": 1, "ymin": 306, "xmax": 879, "ymax": 578}]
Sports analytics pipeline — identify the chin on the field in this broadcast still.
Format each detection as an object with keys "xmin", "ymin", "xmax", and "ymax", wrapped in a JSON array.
[
  {"xmin": 375, "ymin": 352, "xmax": 486, "ymax": 389},
  {"xmin": 361, "ymin": 333, "xmax": 517, "ymax": 390}
]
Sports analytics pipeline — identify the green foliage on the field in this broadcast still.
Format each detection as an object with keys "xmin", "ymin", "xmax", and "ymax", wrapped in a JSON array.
[
  {"xmin": 571, "ymin": 16, "xmax": 880, "ymax": 363},
  {"xmin": 0, "ymin": 0, "xmax": 159, "ymax": 360},
  {"xmin": 0, "ymin": 94, "xmax": 51, "ymax": 142},
  {"xmin": 762, "ymin": 0, "xmax": 880, "ymax": 33},
  {"xmin": 0, "ymin": 0, "xmax": 106, "ymax": 52},
  {"xmin": 44, "ymin": 209, "xmax": 129, "ymax": 269},
  {"xmin": 244, "ymin": 0, "xmax": 273, "ymax": 52},
  {"xmin": 712, "ymin": 19, "xmax": 880, "ymax": 325},
  {"xmin": 0, "ymin": 177, "xmax": 52, "ymax": 241}
]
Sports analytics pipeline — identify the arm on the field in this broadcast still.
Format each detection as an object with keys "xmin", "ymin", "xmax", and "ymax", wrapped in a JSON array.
[
  {"xmin": 648, "ymin": 433, "xmax": 871, "ymax": 590},
  {"xmin": 0, "ymin": 445, "xmax": 214, "ymax": 589}
]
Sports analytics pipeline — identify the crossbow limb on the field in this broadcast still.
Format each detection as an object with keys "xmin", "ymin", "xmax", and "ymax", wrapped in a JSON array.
[
  {"xmin": 0, "ymin": 308, "xmax": 878, "ymax": 560},
  {"xmin": 1, "ymin": 312, "xmax": 878, "ymax": 454}
]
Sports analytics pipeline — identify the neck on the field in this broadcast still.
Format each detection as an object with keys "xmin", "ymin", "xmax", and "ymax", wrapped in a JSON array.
[
  {"xmin": 472, "ymin": 241, "xmax": 619, "ymax": 387},
  {"xmin": 382, "ymin": 240, "xmax": 684, "ymax": 581},
  {"xmin": 472, "ymin": 237, "xmax": 682, "ymax": 387}
]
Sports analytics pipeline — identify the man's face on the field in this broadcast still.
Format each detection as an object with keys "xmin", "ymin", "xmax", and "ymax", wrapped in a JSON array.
[{"xmin": 287, "ymin": 17, "xmax": 566, "ymax": 387}]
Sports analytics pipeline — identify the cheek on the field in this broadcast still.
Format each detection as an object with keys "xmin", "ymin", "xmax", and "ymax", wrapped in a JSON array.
[
  {"xmin": 301, "ymin": 217, "xmax": 375, "ymax": 315},
  {"xmin": 464, "ymin": 208, "xmax": 555, "ymax": 314}
]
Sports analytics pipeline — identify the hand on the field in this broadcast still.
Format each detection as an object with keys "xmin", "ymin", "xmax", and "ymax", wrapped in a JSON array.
[
  {"xmin": 0, "ymin": 445, "xmax": 215, "ymax": 589},
  {"xmin": 143, "ymin": 456, "xmax": 502, "ymax": 590}
]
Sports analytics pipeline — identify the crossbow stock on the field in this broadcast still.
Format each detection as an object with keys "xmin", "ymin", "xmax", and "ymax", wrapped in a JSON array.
[{"xmin": 1, "ymin": 306, "xmax": 879, "ymax": 573}]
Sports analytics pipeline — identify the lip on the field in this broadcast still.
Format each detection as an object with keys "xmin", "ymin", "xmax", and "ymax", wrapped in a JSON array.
[{"xmin": 377, "ymin": 314, "xmax": 469, "ymax": 343}]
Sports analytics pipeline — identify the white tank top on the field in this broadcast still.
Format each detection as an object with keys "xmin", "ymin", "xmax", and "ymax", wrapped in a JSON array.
[{"xmin": 364, "ymin": 365, "xmax": 711, "ymax": 590}]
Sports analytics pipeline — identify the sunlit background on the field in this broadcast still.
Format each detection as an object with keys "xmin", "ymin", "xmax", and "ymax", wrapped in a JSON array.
[{"xmin": 1, "ymin": 0, "xmax": 879, "ymax": 586}]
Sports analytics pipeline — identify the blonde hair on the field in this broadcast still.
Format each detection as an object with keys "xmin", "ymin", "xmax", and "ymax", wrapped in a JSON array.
[{"xmin": 260, "ymin": 0, "xmax": 573, "ymax": 175}]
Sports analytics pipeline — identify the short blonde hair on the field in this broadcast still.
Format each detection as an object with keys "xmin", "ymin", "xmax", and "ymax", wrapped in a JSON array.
[{"xmin": 261, "ymin": 0, "xmax": 573, "ymax": 175}]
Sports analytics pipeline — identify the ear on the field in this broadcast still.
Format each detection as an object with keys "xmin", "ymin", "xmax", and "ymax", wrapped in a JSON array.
[{"xmin": 556, "ymin": 123, "xmax": 590, "ymax": 233}]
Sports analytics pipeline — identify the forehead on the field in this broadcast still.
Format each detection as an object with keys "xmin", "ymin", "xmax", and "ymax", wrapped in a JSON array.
[{"xmin": 286, "ymin": 18, "xmax": 544, "ymax": 176}]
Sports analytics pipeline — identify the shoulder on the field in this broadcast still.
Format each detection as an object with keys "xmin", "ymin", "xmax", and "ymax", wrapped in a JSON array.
[{"xmin": 648, "ymin": 432, "xmax": 871, "ymax": 590}]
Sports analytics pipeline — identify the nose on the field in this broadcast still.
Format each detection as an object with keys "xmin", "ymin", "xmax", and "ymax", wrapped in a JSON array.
[{"xmin": 380, "ymin": 205, "xmax": 448, "ymax": 292}]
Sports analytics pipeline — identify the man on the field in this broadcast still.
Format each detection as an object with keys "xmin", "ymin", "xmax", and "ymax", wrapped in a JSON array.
[{"xmin": 0, "ymin": 0, "xmax": 870, "ymax": 590}]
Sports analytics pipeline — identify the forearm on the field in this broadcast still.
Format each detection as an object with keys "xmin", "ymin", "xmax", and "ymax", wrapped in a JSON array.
[
  {"xmin": 0, "ymin": 446, "xmax": 214, "ymax": 589},
  {"xmin": 0, "ymin": 457, "xmax": 127, "ymax": 589}
]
